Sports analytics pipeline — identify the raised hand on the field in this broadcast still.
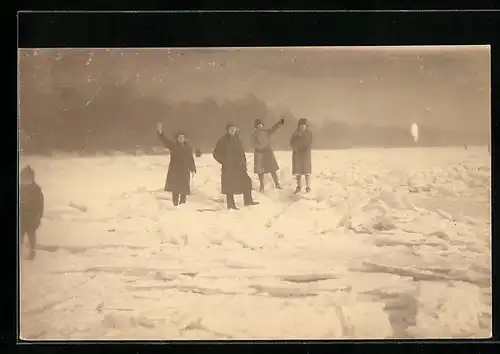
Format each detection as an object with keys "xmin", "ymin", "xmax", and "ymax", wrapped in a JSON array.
[{"xmin": 156, "ymin": 122, "xmax": 164, "ymax": 134}]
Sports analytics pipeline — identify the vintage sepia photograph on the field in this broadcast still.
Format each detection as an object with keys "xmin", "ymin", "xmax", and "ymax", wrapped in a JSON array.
[{"xmin": 18, "ymin": 46, "xmax": 491, "ymax": 340}]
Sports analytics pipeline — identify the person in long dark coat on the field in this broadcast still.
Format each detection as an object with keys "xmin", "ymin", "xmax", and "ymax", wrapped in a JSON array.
[
  {"xmin": 251, "ymin": 117, "xmax": 285, "ymax": 192},
  {"xmin": 156, "ymin": 122, "xmax": 196, "ymax": 206},
  {"xmin": 290, "ymin": 118, "xmax": 313, "ymax": 193},
  {"xmin": 213, "ymin": 122, "xmax": 259, "ymax": 210},
  {"xmin": 20, "ymin": 165, "xmax": 44, "ymax": 260}
]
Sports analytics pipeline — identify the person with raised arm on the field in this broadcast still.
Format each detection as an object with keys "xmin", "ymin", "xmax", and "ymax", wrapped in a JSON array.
[
  {"xmin": 156, "ymin": 122, "xmax": 196, "ymax": 206},
  {"xmin": 251, "ymin": 117, "xmax": 285, "ymax": 192}
]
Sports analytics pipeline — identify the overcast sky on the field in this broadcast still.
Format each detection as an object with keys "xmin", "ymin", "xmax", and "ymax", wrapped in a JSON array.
[{"xmin": 21, "ymin": 45, "xmax": 490, "ymax": 133}]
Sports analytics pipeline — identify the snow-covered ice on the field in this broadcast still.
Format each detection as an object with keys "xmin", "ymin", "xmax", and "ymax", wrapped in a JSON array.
[{"xmin": 19, "ymin": 147, "xmax": 491, "ymax": 340}]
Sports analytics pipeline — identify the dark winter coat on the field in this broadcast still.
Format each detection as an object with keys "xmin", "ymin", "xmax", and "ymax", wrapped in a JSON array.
[
  {"xmin": 20, "ymin": 182, "xmax": 44, "ymax": 233},
  {"xmin": 158, "ymin": 132, "xmax": 196, "ymax": 195},
  {"xmin": 290, "ymin": 129, "xmax": 313, "ymax": 174},
  {"xmin": 213, "ymin": 133, "xmax": 253, "ymax": 195},
  {"xmin": 251, "ymin": 120, "xmax": 283, "ymax": 174}
]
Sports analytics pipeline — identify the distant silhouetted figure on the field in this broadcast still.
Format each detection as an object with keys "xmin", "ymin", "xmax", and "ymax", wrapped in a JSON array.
[
  {"xmin": 251, "ymin": 117, "xmax": 285, "ymax": 192},
  {"xmin": 410, "ymin": 123, "xmax": 419, "ymax": 145},
  {"xmin": 213, "ymin": 122, "xmax": 259, "ymax": 210},
  {"xmin": 195, "ymin": 149, "xmax": 202, "ymax": 158},
  {"xmin": 156, "ymin": 122, "xmax": 196, "ymax": 206},
  {"xmin": 464, "ymin": 144, "xmax": 468, "ymax": 150},
  {"xmin": 20, "ymin": 165, "xmax": 44, "ymax": 260},
  {"xmin": 290, "ymin": 118, "xmax": 313, "ymax": 193}
]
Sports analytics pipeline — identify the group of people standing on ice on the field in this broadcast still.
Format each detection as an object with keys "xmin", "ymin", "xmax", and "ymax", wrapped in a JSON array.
[
  {"xmin": 156, "ymin": 117, "xmax": 313, "ymax": 210},
  {"xmin": 17, "ymin": 117, "xmax": 312, "ymax": 260}
]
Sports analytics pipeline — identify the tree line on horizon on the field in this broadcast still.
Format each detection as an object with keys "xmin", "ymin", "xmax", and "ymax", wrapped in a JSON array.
[{"xmin": 19, "ymin": 80, "xmax": 488, "ymax": 156}]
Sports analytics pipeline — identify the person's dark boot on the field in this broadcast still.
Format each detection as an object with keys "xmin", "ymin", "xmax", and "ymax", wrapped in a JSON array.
[
  {"xmin": 294, "ymin": 175, "xmax": 303, "ymax": 194},
  {"xmin": 243, "ymin": 192, "xmax": 259, "ymax": 206},
  {"xmin": 226, "ymin": 194, "xmax": 239, "ymax": 210},
  {"xmin": 258, "ymin": 174, "xmax": 265, "ymax": 193},
  {"xmin": 271, "ymin": 172, "xmax": 282, "ymax": 189},
  {"xmin": 179, "ymin": 194, "xmax": 187, "ymax": 204},
  {"xmin": 172, "ymin": 192, "xmax": 180, "ymax": 206},
  {"xmin": 305, "ymin": 175, "xmax": 311, "ymax": 193}
]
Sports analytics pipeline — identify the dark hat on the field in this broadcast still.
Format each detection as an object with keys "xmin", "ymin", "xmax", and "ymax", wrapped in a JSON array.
[
  {"xmin": 20, "ymin": 165, "xmax": 35, "ymax": 179},
  {"xmin": 254, "ymin": 118, "xmax": 264, "ymax": 128},
  {"xmin": 174, "ymin": 131, "xmax": 187, "ymax": 138},
  {"xmin": 226, "ymin": 122, "xmax": 237, "ymax": 129},
  {"xmin": 298, "ymin": 118, "xmax": 308, "ymax": 126}
]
